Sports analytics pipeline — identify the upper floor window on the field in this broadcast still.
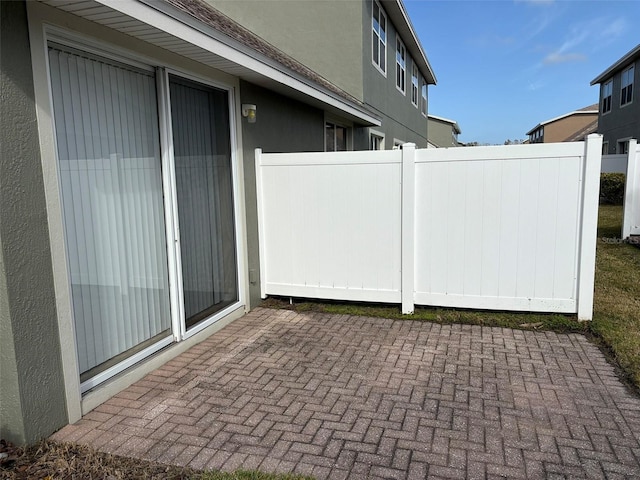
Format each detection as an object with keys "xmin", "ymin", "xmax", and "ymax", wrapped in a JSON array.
[
  {"xmin": 420, "ymin": 78, "xmax": 427, "ymax": 116},
  {"xmin": 396, "ymin": 37, "xmax": 406, "ymax": 94},
  {"xmin": 411, "ymin": 64, "xmax": 419, "ymax": 107},
  {"xmin": 372, "ymin": 1, "xmax": 387, "ymax": 75},
  {"xmin": 621, "ymin": 65, "xmax": 634, "ymax": 106},
  {"xmin": 602, "ymin": 80, "xmax": 612, "ymax": 113}
]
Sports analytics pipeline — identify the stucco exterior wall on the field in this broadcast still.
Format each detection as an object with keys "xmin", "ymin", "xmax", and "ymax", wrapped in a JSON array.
[
  {"xmin": 205, "ymin": 0, "xmax": 364, "ymax": 102},
  {"xmin": 428, "ymin": 118, "xmax": 457, "ymax": 148},
  {"xmin": 598, "ymin": 59, "xmax": 640, "ymax": 154},
  {"xmin": 544, "ymin": 114, "xmax": 598, "ymax": 143},
  {"xmin": 361, "ymin": 0, "xmax": 428, "ymax": 148},
  {"xmin": 0, "ymin": 0, "xmax": 68, "ymax": 444},
  {"xmin": 239, "ymin": 80, "xmax": 325, "ymax": 307}
]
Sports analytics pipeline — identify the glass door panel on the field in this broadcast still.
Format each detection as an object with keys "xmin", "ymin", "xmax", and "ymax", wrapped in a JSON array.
[
  {"xmin": 169, "ymin": 75, "xmax": 238, "ymax": 328},
  {"xmin": 48, "ymin": 46, "xmax": 171, "ymax": 380}
]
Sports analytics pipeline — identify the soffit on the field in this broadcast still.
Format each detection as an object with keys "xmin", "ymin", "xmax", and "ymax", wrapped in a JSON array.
[{"xmin": 37, "ymin": 0, "xmax": 380, "ymax": 126}]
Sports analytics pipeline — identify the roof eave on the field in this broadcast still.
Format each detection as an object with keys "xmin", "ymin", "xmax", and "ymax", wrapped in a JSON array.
[
  {"xmin": 590, "ymin": 44, "xmax": 640, "ymax": 85},
  {"xmin": 527, "ymin": 110, "xmax": 598, "ymax": 134},
  {"xmin": 116, "ymin": 0, "xmax": 382, "ymax": 126},
  {"xmin": 382, "ymin": 0, "xmax": 437, "ymax": 85}
]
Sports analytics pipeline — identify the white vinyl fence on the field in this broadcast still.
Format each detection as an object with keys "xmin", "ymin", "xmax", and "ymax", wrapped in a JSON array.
[
  {"xmin": 622, "ymin": 139, "xmax": 640, "ymax": 239},
  {"xmin": 601, "ymin": 153, "xmax": 628, "ymax": 173},
  {"xmin": 256, "ymin": 135, "xmax": 603, "ymax": 320}
]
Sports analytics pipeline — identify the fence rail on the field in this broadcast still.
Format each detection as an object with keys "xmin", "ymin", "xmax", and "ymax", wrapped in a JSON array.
[{"xmin": 256, "ymin": 135, "xmax": 603, "ymax": 320}]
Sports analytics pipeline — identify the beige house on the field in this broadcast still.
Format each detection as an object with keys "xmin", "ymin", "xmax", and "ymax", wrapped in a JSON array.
[
  {"xmin": 526, "ymin": 104, "xmax": 598, "ymax": 144},
  {"xmin": 427, "ymin": 114, "xmax": 461, "ymax": 148}
]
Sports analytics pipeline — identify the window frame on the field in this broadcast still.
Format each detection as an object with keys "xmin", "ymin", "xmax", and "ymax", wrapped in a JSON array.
[
  {"xmin": 36, "ymin": 25, "xmax": 246, "ymax": 400},
  {"xmin": 620, "ymin": 65, "xmax": 634, "ymax": 107},
  {"xmin": 369, "ymin": 129, "xmax": 385, "ymax": 150},
  {"xmin": 371, "ymin": 0, "xmax": 387, "ymax": 76},
  {"xmin": 325, "ymin": 120, "xmax": 351, "ymax": 152},
  {"xmin": 617, "ymin": 139, "xmax": 630, "ymax": 154},
  {"xmin": 420, "ymin": 77, "xmax": 427, "ymax": 116},
  {"xmin": 396, "ymin": 36, "xmax": 406, "ymax": 95},
  {"xmin": 411, "ymin": 63, "xmax": 419, "ymax": 107},
  {"xmin": 602, "ymin": 79, "xmax": 612, "ymax": 114}
]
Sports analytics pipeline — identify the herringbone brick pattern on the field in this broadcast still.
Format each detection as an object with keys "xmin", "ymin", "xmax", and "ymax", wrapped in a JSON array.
[{"xmin": 53, "ymin": 308, "xmax": 640, "ymax": 479}]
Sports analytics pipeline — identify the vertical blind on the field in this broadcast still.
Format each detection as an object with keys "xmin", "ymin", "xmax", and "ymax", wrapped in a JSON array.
[
  {"xmin": 49, "ymin": 46, "xmax": 171, "ymax": 375},
  {"xmin": 169, "ymin": 76, "xmax": 238, "ymax": 323}
]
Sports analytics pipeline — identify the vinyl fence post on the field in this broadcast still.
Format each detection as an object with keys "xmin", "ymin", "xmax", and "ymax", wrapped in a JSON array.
[
  {"xmin": 622, "ymin": 139, "xmax": 638, "ymax": 240},
  {"xmin": 577, "ymin": 134, "xmax": 602, "ymax": 321},
  {"xmin": 401, "ymin": 143, "xmax": 416, "ymax": 314},
  {"xmin": 254, "ymin": 148, "xmax": 267, "ymax": 299}
]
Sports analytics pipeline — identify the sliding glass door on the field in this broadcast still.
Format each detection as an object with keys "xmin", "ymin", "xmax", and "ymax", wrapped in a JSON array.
[
  {"xmin": 169, "ymin": 76, "xmax": 238, "ymax": 328},
  {"xmin": 48, "ymin": 46, "xmax": 172, "ymax": 381},
  {"xmin": 48, "ymin": 44, "xmax": 239, "ymax": 389}
]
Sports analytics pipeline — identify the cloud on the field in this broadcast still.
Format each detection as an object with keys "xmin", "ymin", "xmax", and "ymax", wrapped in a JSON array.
[
  {"xmin": 543, "ymin": 52, "xmax": 587, "ymax": 64},
  {"xmin": 540, "ymin": 23, "xmax": 589, "ymax": 66},
  {"xmin": 540, "ymin": 15, "xmax": 627, "ymax": 67},
  {"xmin": 598, "ymin": 18, "xmax": 627, "ymax": 44}
]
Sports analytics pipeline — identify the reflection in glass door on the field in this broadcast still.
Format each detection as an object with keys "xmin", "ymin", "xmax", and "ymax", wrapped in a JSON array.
[{"xmin": 169, "ymin": 75, "xmax": 238, "ymax": 328}]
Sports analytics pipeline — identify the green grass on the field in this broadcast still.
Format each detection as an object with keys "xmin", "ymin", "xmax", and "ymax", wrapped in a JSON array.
[
  {"xmin": 262, "ymin": 297, "xmax": 586, "ymax": 332},
  {"xmin": 263, "ymin": 204, "xmax": 640, "ymax": 391},
  {"xmin": 591, "ymin": 205, "xmax": 640, "ymax": 389}
]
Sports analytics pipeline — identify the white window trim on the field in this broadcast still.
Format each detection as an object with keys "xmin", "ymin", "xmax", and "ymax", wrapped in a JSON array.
[
  {"xmin": 369, "ymin": 128, "xmax": 386, "ymax": 150},
  {"xmin": 411, "ymin": 63, "xmax": 419, "ymax": 108},
  {"xmin": 620, "ymin": 65, "xmax": 634, "ymax": 107},
  {"xmin": 372, "ymin": 0, "xmax": 387, "ymax": 77},
  {"xmin": 393, "ymin": 138, "xmax": 406, "ymax": 149},
  {"xmin": 602, "ymin": 79, "xmax": 613, "ymax": 115},
  {"xmin": 420, "ymin": 77, "xmax": 427, "ymax": 117},
  {"xmin": 29, "ymin": 12, "xmax": 249, "ymax": 416},
  {"xmin": 396, "ymin": 37, "xmax": 406, "ymax": 95}
]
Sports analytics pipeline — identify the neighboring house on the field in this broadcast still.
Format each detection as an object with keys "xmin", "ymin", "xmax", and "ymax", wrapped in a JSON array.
[
  {"xmin": 526, "ymin": 104, "xmax": 599, "ymax": 144},
  {"xmin": 427, "ymin": 114, "xmax": 461, "ymax": 148},
  {"xmin": 0, "ymin": 0, "xmax": 436, "ymax": 443},
  {"xmin": 591, "ymin": 44, "xmax": 640, "ymax": 155}
]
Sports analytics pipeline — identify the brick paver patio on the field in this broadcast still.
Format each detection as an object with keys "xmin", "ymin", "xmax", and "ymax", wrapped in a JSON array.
[{"xmin": 52, "ymin": 308, "xmax": 640, "ymax": 479}]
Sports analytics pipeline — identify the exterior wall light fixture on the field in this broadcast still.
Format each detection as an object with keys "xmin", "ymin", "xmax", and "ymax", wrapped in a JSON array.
[{"xmin": 241, "ymin": 104, "xmax": 257, "ymax": 123}]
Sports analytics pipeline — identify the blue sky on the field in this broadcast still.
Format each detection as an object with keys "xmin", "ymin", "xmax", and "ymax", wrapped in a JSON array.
[{"xmin": 404, "ymin": 0, "xmax": 640, "ymax": 144}]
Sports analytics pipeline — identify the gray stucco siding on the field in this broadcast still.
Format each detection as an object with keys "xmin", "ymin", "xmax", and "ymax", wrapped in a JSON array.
[
  {"xmin": 598, "ymin": 58, "xmax": 640, "ymax": 154},
  {"xmin": 239, "ymin": 80, "xmax": 325, "ymax": 307},
  {"xmin": 0, "ymin": 0, "xmax": 68, "ymax": 445},
  {"xmin": 361, "ymin": 0, "xmax": 428, "ymax": 148},
  {"xmin": 205, "ymin": 0, "xmax": 364, "ymax": 102}
]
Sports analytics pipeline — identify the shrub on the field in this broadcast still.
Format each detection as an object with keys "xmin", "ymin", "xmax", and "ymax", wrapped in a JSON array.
[{"xmin": 600, "ymin": 173, "xmax": 626, "ymax": 205}]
